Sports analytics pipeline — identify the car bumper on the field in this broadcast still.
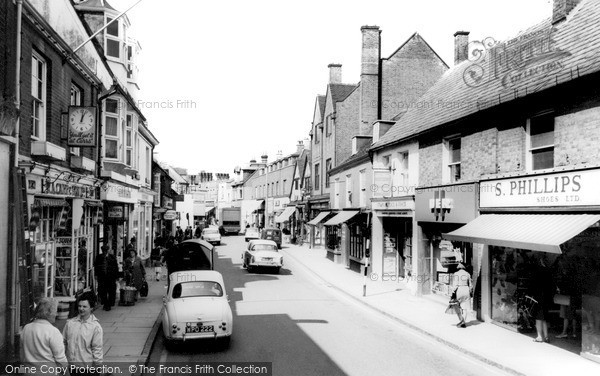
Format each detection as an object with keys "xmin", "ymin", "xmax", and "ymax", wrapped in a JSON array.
[{"xmin": 249, "ymin": 261, "xmax": 282, "ymax": 268}]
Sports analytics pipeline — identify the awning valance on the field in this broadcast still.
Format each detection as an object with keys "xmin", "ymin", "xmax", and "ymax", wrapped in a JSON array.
[
  {"xmin": 275, "ymin": 206, "xmax": 296, "ymax": 223},
  {"xmin": 443, "ymin": 214, "xmax": 600, "ymax": 254},
  {"xmin": 84, "ymin": 200, "xmax": 103, "ymax": 207},
  {"xmin": 324, "ymin": 211, "xmax": 360, "ymax": 226},
  {"xmin": 34, "ymin": 198, "xmax": 69, "ymax": 207},
  {"xmin": 307, "ymin": 211, "xmax": 330, "ymax": 226},
  {"xmin": 248, "ymin": 200, "xmax": 264, "ymax": 213}
]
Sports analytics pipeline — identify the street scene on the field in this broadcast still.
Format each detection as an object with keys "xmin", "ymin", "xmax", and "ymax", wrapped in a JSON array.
[{"xmin": 1, "ymin": 0, "xmax": 600, "ymax": 376}]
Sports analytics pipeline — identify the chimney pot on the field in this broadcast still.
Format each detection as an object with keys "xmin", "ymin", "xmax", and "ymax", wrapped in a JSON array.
[
  {"xmin": 454, "ymin": 31, "xmax": 470, "ymax": 66},
  {"xmin": 328, "ymin": 63, "xmax": 342, "ymax": 83}
]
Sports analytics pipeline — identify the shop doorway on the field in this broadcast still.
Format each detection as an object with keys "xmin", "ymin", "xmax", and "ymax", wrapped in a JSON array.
[{"xmin": 382, "ymin": 217, "xmax": 412, "ymax": 278}]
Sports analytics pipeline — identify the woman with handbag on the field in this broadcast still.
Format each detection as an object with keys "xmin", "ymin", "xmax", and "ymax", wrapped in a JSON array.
[
  {"xmin": 125, "ymin": 249, "xmax": 146, "ymax": 298},
  {"xmin": 452, "ymin": 263, "xmax": 472, "ymax": 328}
]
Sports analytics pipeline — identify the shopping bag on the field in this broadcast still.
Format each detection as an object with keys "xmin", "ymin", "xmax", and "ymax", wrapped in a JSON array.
[
  {"xmin": 445, "ymin": 299, "xmax": 459, "ymax": 314},
  {"xmin": 139, "ymin": 281, "xmax": 149, "ymax": 297}
]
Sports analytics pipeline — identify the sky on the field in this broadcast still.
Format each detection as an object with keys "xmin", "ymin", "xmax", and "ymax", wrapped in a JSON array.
[{"xmin": 113, "ymin": 0, "xmax": 553, "ymax": 175}]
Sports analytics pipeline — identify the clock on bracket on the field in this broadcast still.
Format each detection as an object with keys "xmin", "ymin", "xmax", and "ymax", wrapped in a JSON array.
[{"xmin": 68, "ymin": 106, "xmax": 96, "ymax": 146}]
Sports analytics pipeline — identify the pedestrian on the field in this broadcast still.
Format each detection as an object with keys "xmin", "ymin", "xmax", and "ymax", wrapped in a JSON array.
[
  {"xmin": 194, "ymin": 225, "xmax": 202, "ymax": 239},
  {"xmin": 125, "ymin": 249, "xmax": 146, "ymax": 293},
  {"xmin": 185, "ymin": 226, "xmax": 193, "ymax": 240},
  {"xmin": 452, "ymin": 263, "xmax": 472, "ymax": 328},
  {"xmin": 176, "ymin": 226, "xmax": 184, "ymax": 242},
  {"xmin": 94, "ymin": 245, "xmax": 119, "ymax": 311},
  {"xmin": 125, "ymin": 237, "xmax": 136, "ymax": 252},
  {"xmin": 151, "ymin": 244, "xmax": 163, "ymax": 281},
  {"xmin": 20, "ymin": 298, "xmax": 69, "ymax": 374},
  {"xmin": 62, "ymin": 291, "xmax": 103, "ymax": 373},
  {"xmin": 532, "ymin": 255, "xmax": 555, "ymax": 342}
]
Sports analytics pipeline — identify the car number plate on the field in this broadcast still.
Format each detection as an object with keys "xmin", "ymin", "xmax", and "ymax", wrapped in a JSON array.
[
  {"xmin": 262, "ymin": 257, "xmax": 273, "ymax": 261},
  {"xmin": 185, "ymin": 324, "xmax": 214, "ymax": 333}
]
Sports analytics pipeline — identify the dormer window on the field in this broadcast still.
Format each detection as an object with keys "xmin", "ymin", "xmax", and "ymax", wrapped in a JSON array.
[{"xmin": 105, "ymin": 16, "xmax": 126, "ymax": 61}]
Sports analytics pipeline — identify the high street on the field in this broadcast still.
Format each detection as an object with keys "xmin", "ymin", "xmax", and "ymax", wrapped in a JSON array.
[{"xmin": 146, "ymin": 235, "xmax": 504, "ymax": 376}]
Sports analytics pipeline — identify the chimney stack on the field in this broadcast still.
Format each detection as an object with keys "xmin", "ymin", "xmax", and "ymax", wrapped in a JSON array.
[
  {"xmin": 328, "ymin": 64, "xmax": 342, "ymax": 83},
  {"xmin": 276, "ymin": 150, "xmax": 283, "ymax": 160},
  {"xmin": 552, "ymin": 0, "xmax": 582, "ymax": 24},
  {"xmin": 261, "ymin": 154, "xmax": 268, "ymax": 165},
  {"xmin": 296, "ymin": 140, "xmax": 304, "ymax": 154},
  {"xmin": 359, "ymin": 25, "xmax": 381, "ymax": 136},
  {"xmin": 454, "ymin": 31, "xmax": 470, "ymax": 66}
]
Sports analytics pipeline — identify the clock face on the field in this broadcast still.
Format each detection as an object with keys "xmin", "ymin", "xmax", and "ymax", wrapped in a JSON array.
[{"xmin": 69, "ymin": 108, "xmax": 95, "ymax": 132}]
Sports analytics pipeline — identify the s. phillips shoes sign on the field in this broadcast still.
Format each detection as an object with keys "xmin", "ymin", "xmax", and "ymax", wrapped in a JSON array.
[{"xmin": 479, "ymin": 169, "xmax": 600, "ymax": 208}]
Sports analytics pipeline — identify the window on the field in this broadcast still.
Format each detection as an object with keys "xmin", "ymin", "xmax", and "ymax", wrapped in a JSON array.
[
  {"xmin": 127, "ymin": 45, "xmax": 134, "ymax": 79},
  {"xmin": 105, "ymin": 17, "xmax": 122, "ymax": 59},
  {"xmin": 104, "ymin": 98, "xmax": 119, "ymax": 159},
  {"xmin": 70, "ymin": 84, "xmax": 82, "ymax": 155},
  {"xmin": 382, "ymin": 155, "xmax": 391, "ymax": 170},
  {"xmin": 283, "ymin": 180, "xmax": 287, "ymax": 194},
  {"xmin": 146, "ymin": 147, "xmax": 151, "ymax": 181},
  {"xmin": 447, "ymin": 138, "xmax": 461, "ymax": 183},
  {"xmin": 397, "ymin": 151, "xmax": 409, "ymax": 189},
  {"xmin": 314, "ymin": 125, "xmax": 320, "ymax": 144},
  {"xmin": 325, "ymin": 116, "xmax": 331, "ymax": 136},
  {"xmin": 31, "ymin": 52, "xmax": 47, "ymax": 140},
  {"xmin": 304, "ymin": 177, "xmax": 311, "ymax": 191},
  {"xmin": 334, "ymin": 179, "xmax": 340, "ymax": 208},
  {"xmin": 314, "ymin": 163, "xmax": 320, "ymax": 191},
  {"xmin": 346, "ymin": 174, "xmax": 353, "ymax": 206},
  {"xmin": 359, "ymin": 169, "xmax": 367, "ymax": 207},
  {"xmin": 276, "ymin": 181, "xmax": 279, "ymax": 195},
  {"xmin": 528, "ymin": 113, "xmax": 554, "ymax": 171},
  {"xmin": 294, "ymin": 180, "xmax": 299, "ymax": 190},
  {"xmin": 126, "ymin": 114, "xmax": 133, "ymax": 167},
  {"xmin": 325, "ymin": 159, "xmax": 332, "ymax": 188}
]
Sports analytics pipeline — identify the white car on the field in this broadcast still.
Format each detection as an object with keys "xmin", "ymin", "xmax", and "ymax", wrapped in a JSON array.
[
  {"xmin": 244, "ymin": 227, "xmax": 260, "ymax": 242},
  {"xmin": 242, "ymin": 240, "xmax": 283, "ymax": 273},
  {"xmin": 162, "ymin": 270, "xmax": 232, "ymax": 348},
  {"xmin": 201, "ymin": 227, "xmax": 221, "ymax": 245}
]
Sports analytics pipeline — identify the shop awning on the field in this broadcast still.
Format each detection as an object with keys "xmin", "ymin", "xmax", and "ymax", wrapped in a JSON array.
[
  {"xmin": 206, "ymin": 206, "xmax": 215, "ymax": 213},
  {"xmin": 307, "ymin": 211, "xmax": 331, "ymax": 226},
  {"xmin": 324, "ymin": 211, "xmax": 360, "ymax": 226},
  {"xmin": 33, "ymin": 198, "xmax": 69, "ymax": 207},
  {"xmin": 84, "ymin": 200, "xmax": 103, "ymax": 207},
  {"xmin": 443, "ymin": 214, "xmax": 600, "ymax": 254},
  {"xmin": 275, "ymin": 206, "xmax": 295, "ymax": 223},
  {"xmin": 248, "ymin": 200, "xmax": 264, "ymax": 213}
]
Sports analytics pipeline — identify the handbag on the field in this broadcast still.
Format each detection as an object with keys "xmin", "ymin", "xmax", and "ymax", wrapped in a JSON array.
[
  {"xmin": 445, "ymin": 299, "xmax": 459, "ymax": 314},
  {"xmin": 139, "ymin": 280, "xmax": 149, "ymax": 297},
  {"xmin": 553, "ymin": 294, "xmax": 570, "ymax": 306}
]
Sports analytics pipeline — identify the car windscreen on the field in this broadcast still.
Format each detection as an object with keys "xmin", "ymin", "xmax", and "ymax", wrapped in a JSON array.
[
  {"xmin": 172, "ymin": 281, "xmax": 223, "ymax": 298},
  {"xmin": 265, "ymin": 230, "xmax": 280, "ymax": 236},
  {"xmin": 252, "ymin": 244, "xmax": 278, "ymax": 252}
]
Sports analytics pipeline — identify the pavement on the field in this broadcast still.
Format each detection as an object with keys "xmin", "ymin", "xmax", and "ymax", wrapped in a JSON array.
[
  {"xmin": 55, "ymin": 274, "xmax": 165, "ymax": 375},
  {"xmin": 282, "ymin": 243, "xmax": 600, "ymax": 376},
  {"xmin": 52, "ymin": 241, "xmax": 600, "ymax": 376}
]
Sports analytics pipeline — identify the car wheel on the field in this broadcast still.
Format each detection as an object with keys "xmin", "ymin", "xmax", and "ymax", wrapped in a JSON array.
[{"xmin": 219, "ymin": 335, "xmax": 231, "ymax": 350}]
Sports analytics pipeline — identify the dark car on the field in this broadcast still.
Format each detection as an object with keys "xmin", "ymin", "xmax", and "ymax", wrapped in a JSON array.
[{"xmin": 260, "ymin": 228, "xmax": 282, "ymax": 249}]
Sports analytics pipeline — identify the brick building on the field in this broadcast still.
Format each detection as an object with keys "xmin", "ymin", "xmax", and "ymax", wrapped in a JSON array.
[{"xmin": 370, "ymin": 0, "xmax": 600, "ymax": 362}]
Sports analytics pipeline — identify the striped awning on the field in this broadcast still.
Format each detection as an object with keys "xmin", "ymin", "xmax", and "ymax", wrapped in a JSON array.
[
  {"xmin": 275, "ymin": 206, "xmax": 295, "ymax": 223},
  {"xmin": 323, "ymin": 211, "xmax": 360, "ymax": 226},
  {"xmin": 443, "ymin": 214, "xmax": 600, "ymax": 254},
  {"xmin": 33, "ymin": 198, "xmax": 69, "ymax": 207},
  {"xmin": 307, "ymin": 211, "xmax": 330, "ymax": 226}
]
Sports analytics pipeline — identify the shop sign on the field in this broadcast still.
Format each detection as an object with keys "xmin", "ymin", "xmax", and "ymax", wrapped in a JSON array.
[
  {"xmin": 379, "ymin": 210, "xmax": 412, "ymax": 217},
  {"xmin": 55, "ymin": 237, "xmax": 72, "ymax": 246},
  {"xmin": 164, "ymin": 210, "xmax": 178, "ymax": 220},
  {"xmin": 372, "ymin": 200, "xmax": 415, "ymax": 211},
  {"xmin": 41, "ymin": 179, "xmax": 96, "ymax": 199},
  {"xmin": 415, "ymin": 184, "xmax": 477, "ymax": 223},
  {"xmin": 163, "ymin": 196, "xmax": 173, "ymax": 209},
  {"xmin": 107, "ymin": 206, "xmax": 124, "ymax": 219},
  {"xmin": 480, "ymin": 169, "xmax": 600, "ymax": 208}
]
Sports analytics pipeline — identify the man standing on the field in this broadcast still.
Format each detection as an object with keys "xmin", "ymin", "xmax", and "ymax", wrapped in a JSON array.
[{"xmin": 95, "ymin": 245, "xmax": 119, "ymax": 311}]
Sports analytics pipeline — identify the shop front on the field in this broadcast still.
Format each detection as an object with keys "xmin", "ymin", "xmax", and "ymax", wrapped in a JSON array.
[
  {"xmin": 27, "ymin": 170, "xmax": 101, "ymax": 300},
  {"xmin": 445, "ymin": 168, "xmax": 600, "ymax": 363},
  {"xmin": 323, "ymin": 210, "xmax": 366, "ymax": 270},
  {"xmin": 415, "ymin": 184, "xmax": 479, "ymax": 302},
  {"xmin": 372, "ymin": 197, "xmax": 415, "ymax": 285},
  {"xmin": 133, "ymin": 189, "xmax": 155, "ymax": 260},
  {"xmin": 101, "ymin": 182, "xmax": 137, "ymax": 273},
  {"xmin": 307, "ymin": 196, "xmax": 330, "ymax": 248}
]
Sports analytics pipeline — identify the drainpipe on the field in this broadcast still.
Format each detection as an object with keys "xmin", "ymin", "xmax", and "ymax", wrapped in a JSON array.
[{"xmin": 8, "ymin": 0, "xmax": 23, "ymax": 357}]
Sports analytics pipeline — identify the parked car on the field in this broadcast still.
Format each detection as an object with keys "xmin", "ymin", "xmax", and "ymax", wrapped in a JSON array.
[
  {"xmin": 164, "ymin": 239, "xmax": 214, "ymax": 276},
  {"xmin": 201, "ymin": 227, "xmax": 221, "ymax": 245},
  {"xmin": 260, "ymin": 228, "xmax": 282, "ymax": 249},
  {"xmin": 244, "ymin": 227, "xmax": 260, "ymax": 242},
  {"xmin": 242, "ymin": 240, "xmax": 283, "ymax": 273},
  {"xmin": 162, "ymin": 270, "xmax": 232, "ymax": 348}
]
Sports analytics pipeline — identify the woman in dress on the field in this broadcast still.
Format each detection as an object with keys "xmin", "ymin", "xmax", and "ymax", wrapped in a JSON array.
[
  {"xmin": 125, "ymin": 249, "xmax": 146, "ymax": 293},
  {"xmin": 452, "ymin": 263, "xmax": 472, "ymax": 328}
]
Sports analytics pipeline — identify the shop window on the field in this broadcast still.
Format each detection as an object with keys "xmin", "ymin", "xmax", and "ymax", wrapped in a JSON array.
[{"xmin": 528, "ymin": 112, "xmax": 554, "ymax": 171}]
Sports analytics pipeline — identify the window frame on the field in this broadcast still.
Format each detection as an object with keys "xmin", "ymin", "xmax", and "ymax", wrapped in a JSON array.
[
  {"xmin": 105, "ymin": 16, "xmax": 123, "ymax": 61},
  {"xmin": 325, "ymin": 158, "xmax": 332, "ymax": 188},
  {"xmin": 31, "ymin": 51, "xmax": 47, "ymax": 141},
  {"xmin": 446, "ymin": 136, "xmax": 461, "ymax": 183},
  {"xmin": 346, "ymin": 174, "xmax": 353, "ymax": 206},
  {"xmin": 526, "ymin": 112, "xmax": 555, "ymax": 171},
  {"xmin": 314, "ymin": 163, "xmax": 320, "ymax": 191},
  {"xmin": 104, "ymin": 98, "xmax": 120, "ymax": 160}
]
